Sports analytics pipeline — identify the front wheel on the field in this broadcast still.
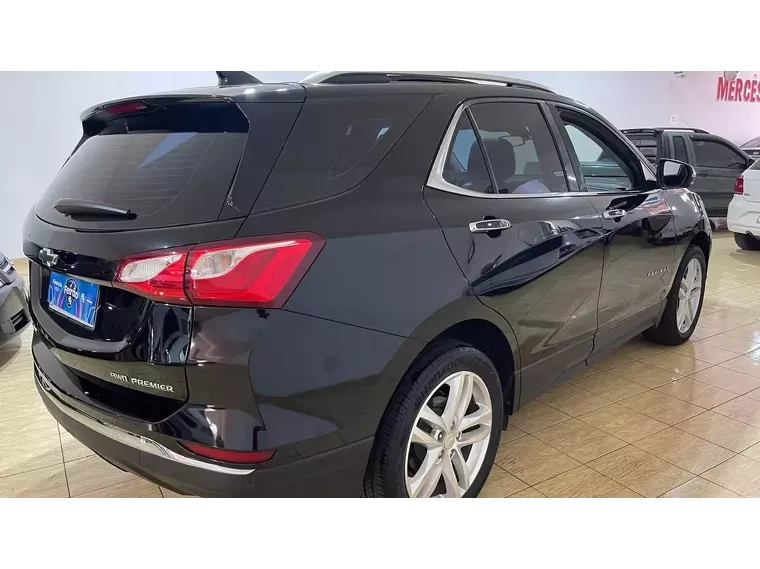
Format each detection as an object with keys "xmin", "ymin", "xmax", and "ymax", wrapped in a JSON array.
[
  {"xmin": 364, "ymin": 343, "xmax": 503, "ymax": 498},
  {"xmin": 734, "ymin": 232, "xmax": 760, "ymax": 251},
  {"xmin": 644, "ymin": 245, "xmax": 706, "ymax": 345}
]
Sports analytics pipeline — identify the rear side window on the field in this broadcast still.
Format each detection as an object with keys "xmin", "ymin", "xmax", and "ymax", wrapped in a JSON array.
[
  {"xmin": 442, "ymin": 113, "xmax": 492, "ymax": 193},
  {"xmin": 692, "ymin": 137, "xmax": 746, "ymax": 169},
  {"xmin": 254, "ymin": 95, "xmax": 432, "ymax": 211},
  {"xmin": 673, "ymin": 135, "xmax": 689, "ymax": 163},
  {"xmin": 626, "ymin": 135, "xmax": 658, "ymax": 164}
]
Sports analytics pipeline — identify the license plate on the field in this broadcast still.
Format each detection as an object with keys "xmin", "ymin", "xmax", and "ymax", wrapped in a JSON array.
[{"xmin": 47, "ymin": 271, "xmax": 100, "ymax": 329}]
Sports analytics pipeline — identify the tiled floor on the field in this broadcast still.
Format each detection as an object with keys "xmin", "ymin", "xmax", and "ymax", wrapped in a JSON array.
[{"xmin": 6, "ymin": 232, "xmax": 760, "ymax": 497}]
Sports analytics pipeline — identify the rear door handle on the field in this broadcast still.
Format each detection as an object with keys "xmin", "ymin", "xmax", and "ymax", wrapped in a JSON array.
[
  {"xmin": 469, "ymin": 219, "xmax": 511, "ymax": 233},
  {"xmin": 602, "ymin": 209, "xmax": 627, "ymax": 220}
]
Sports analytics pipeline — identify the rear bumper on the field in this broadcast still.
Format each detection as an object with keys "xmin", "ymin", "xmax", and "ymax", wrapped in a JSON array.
[
  {"xmin": 0, "ymin": 276, "xmax": 30, "ymax": 346},
  {"xmin": 727, "ymin": 196, "xmax": 760, "ymax": 235},
  {"xmin": 35, "ymin": 362, "xmax": 372, "ymax": 497}
]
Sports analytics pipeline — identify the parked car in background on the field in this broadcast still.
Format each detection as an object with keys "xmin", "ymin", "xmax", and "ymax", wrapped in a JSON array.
[
  {"xmin": 0, "ymin": 252, "xmax": 30, "ymax": 346},
  {"xmin": 26, "ymin": 71, "xmax": 711, "ymax": 498},
  {"xmin": 623, "ymin": 127, "xmax": 752, "ymax": 217},
  {"xmin": 740, "ymin": 136, "xmax": 760, "ymax": 162},
  {"xmin": 728, "ymin": 160, "xmax": 760, "ymax": 249}
]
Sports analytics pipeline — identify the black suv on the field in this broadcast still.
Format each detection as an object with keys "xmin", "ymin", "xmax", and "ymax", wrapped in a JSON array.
[
  {"xmin": 623, "ymin": 127, "xmax": 752, "ymax": 217},
  {"xmin": 25, "ymin": 71, "xmax": 711, "ymax": 498}
]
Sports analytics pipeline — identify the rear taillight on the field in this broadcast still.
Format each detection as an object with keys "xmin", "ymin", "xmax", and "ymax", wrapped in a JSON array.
[
  {"xmin": 180, "ymin": 441, "xmax": 275, "ymax": 464},
  {"xmin": 735, "ymin": 176, "xmax": 745, "ymax": 195},
  {"xmin": 114, "ymin": 233, "xmax": 324, "ymax": 307},
  {"xmin": 106, "ymin": 101, "xmax": 147, "ymax": 114}
]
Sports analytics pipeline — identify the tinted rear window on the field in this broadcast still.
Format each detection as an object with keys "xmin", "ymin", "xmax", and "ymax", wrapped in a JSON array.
[
  {"xmin": 253, "ymin": 95, "xmax": 432, "ymax": 211},
  {"xmin": 625, "ymin": 134, "xmax": 658, "ymax": 164},
  {"xmin": 36, "ymin": 101, "xmax": 252, "ymax": 231}
]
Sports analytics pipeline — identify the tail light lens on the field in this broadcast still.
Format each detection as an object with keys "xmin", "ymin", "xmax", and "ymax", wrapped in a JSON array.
[
  {"xmin": 114, "ymin": 233, "xmax": 324, "ymax": 307},
  {"xmin": 180, "ymin": 441, "xmax": 275, "ymax": 464},
  {"xmin": 735, "ymin": 176, "xmax": 745, "ymax": 195}
]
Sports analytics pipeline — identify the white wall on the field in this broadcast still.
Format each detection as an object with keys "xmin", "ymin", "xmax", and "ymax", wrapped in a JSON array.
[{"xmin": 0, "ymin": 64, "xmax": 216, "ymax": 258}]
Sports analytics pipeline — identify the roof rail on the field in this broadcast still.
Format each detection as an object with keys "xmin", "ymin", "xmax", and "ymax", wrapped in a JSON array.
[
  {"xmin": 300, "ymin": 71, "xmax": 554, "ymax": 93},
  {"xmin": 215, "ymin": 71, "xmax": 262, "ymax": 86},
  {"xmin": 622, "ymin": 127, "xmax": 709, "ymax": 135}
]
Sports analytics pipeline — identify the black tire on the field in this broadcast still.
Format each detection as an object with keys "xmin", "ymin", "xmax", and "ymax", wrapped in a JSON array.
[
  {"xmin": 734, "ymin": 232, "xmax": 760, "ymax": 251},
  {"xmin": 364, "ymin": 342, "xmax": 503, "ymax": 498},
  {"xmin": 644, "ymin": 245, "xmax": 706, "ymax": 345}
]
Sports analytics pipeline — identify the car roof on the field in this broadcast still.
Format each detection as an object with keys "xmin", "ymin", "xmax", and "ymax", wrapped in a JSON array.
[{"xmin": 81, "ymin": 71, "xmax": 592, "ymax": 121}]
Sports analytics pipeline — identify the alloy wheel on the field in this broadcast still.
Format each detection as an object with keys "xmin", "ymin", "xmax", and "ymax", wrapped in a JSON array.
[{"xmin": 676, "ymin": 257, "xmax": 702, "ymax": 334}]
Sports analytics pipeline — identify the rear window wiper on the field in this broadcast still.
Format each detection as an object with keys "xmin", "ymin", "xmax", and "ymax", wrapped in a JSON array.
[{"xmin": 53, "ymin": 198, "xmax": 136, "ymax": 219}]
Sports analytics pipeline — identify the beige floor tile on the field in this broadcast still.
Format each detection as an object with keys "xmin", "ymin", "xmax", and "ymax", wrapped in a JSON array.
[
  {"xmin": 0, "ymin": 412, "xmax": 59, "ymax": 446},
  {"xmin": 676, "ymin": 411, "xmax": 760, "ymax": 452},
  {"xmin": 535, "ymin": 465, "xmax": 639, "ymax": 498},
  {"xmin": 633, "ymin": 427, "xmax": 735, "ymax": 474},
  {"xmin": 643, "ymin": 353, "xmax": 713, "ymax": 376},
  {"xmin": 688, "ymin": 327, "xmax": 718, "ymax": 342},
  {"xmin": 720, "ymin": 355, "xmax": 760, "ymax": 379},
  {"xmin": 0, "ymin": 390, "xmax": 46, "ymax": 422},
  {"xmin": 537, "ymin": 383, "xmax": 610, "ymax": 417},
  {"xmin": 700, "ymin": 309, "xmax": 760, "ymax": 327},
  {"xmin": 588, "ymin": 446, "xmax": 694, "ymax": 497},
  {"xmin": 672, "ymin": 343, "xmax": 739, "ymax": 364},
  {"xmin": 712, "ymin": 396, "xmax": 760, "ymax": 428},
  {"xmin": 508, "ymin": 487, "xmax": 546, "ymax": 498},
  {"xmin": 697, "ymin": 334, "xmax": 760, "ymax": 355},
  {"xmin": 578, "ymin": 403, "xmax": 668, "ymax": 443},
  {"xmin": 654, "ymin": 377, "xmax": 738, "ymax": 409},
  {"xmin": 75, "ymin": 478, "xmax": 162, "ymax": 498},
  {"xmin": 618, "ymin": 391, "xmax": 704, "ymax": 425},
  {"xmin": 571, "ymin": 373, "xmax": 649, "ymax": 402},
  {"xmin": 702, "ymin": 455, "xmax": 760, "ymax": 497},
  {"xmin": 574, "ymin": 353, "xmax": 636, "ymax": 378},
  {"xmin": 690, "ymin": 366, "xmax": 760, "ymax": 394},
  {"xmin": 723, "ymin": 324, "xmax": 760, "ymax": 343},
  {"xmin": 60, "ymin": 431, "xmax": 95, "ymax": 463},
  {"xmin": 65, "ymin": 455, "xmax": 136, "ymax": 497},
  {"xmin": 741, "ymin": 441, "xmax": 760, "ymax": 462},
  {"xmin": 500, "ymin": 424, "xmax": 527, "ymax": 445},
  {"xmin": 662, "ymin": 477, "xmax": 741, "ymax": 498},
  {"xmin": 0, "ymin": 434, "xmax": 63, "ymax": 478},
  {"xmin": 614, "ymin": 337, "xmax": 671, "ymax": 360},
  {"xmin": 160, "ymin": 487, "xmax": 197, "ymax": 498},
  {"xmin": 531, "ymin": 418, "xmax": 626, "ymax": 463},
  {"xmin": 610, "ymin": 361, "xmax": 685, "ymax": 389},
  {"xmin": 0, "ymin": 464, "xmax": 68, "ymax": 498},
  {"xmin": 478, "ymin": 466, "xmax": 528, "ymax": 498},
  {"xmin": 495, "ymin": 435, "xmax": 579, "ymax": 486},
  {"xmin": 509, "ymin": 401, "xmax": 571, "ymax": 434}
]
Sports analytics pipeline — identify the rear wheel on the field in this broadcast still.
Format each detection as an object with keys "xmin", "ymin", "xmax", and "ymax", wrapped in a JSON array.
[
  {"xmin": 644, "ymin": 245, "xmax": 706, "ymax": 345},
  {"xmin": 734, "ymin": 232, "xmax": 760, "ymax": 250},
  {"xmin": 365, "ymin": 342, "xmax": 503, "ymax": 498}
]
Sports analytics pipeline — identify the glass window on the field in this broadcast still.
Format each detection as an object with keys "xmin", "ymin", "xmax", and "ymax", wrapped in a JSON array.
[
  {"xmin": 692, "ymin": 138, "xmax": 746, "ymax": 170},
  {"xmin": 559, "ymin": 112, "xmax": 637, "ymax": 192},
  {"xmin": 442, "ymin": 113, "xmax": 493, "ymax": 193},
  {"xmin": 673, "ymin": 135, "xmax": 689, "ymax": 163},
  {"xmin": 742, "ymin": 136, "xmax": 760, "ymax": 148},
  {"xmin": 466, "ymin": 102, "xmax": 568, "ymax": 194}
]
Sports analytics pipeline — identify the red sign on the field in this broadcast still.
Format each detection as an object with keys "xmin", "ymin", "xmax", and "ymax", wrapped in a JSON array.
[{"xmin": 716, "ymin": 73, "xmax": 760, "ymax": 102}]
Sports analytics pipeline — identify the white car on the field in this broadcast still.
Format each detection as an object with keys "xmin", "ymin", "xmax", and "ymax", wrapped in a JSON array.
[{"xmin": 728, "ymin": 160, "xmax": 760, "ymax": 249}]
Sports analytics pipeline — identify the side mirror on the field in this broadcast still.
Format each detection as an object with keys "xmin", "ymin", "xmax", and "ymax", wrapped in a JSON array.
[{"xmin": 657, "ymin": 158, "xmax": 695, "ymax": 189}]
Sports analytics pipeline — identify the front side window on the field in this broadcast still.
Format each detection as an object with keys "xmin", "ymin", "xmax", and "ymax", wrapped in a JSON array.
[
  {"xmin": 692, "ymin": 138, "xmax": 746, "ymax": 170},
  {"xmin": 441, "ymin": 102, "xmax": 569, "ymax": 195},
  {"xmin": 559, "ymin": 110, "xmax": 639, "ymax": 192}
]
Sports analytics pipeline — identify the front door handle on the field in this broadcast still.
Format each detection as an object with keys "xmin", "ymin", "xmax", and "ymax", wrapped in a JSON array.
[
  {"xmin": 602, "ymin": 209, "xmax": 627, "ymax": 220},
  {"xmin": 469, "ymin": 219, "xmax": 511, "ymax": 233}
]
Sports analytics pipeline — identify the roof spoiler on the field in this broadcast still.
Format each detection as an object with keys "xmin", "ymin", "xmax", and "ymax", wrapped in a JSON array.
[{"xmin": 215, "ymin": 71, "xmax": 262, "ymax": 86}]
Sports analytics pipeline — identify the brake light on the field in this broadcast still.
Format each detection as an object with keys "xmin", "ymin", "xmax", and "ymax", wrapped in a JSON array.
[
  {"xmin": 735, "ymin": 176, "xmax": 745, "ymax": 195},
  {"xmin": 113, "ymin": 233, "xmax": 324, "ymax": 307},
  {"xmin": 180, "ymin": 441, "xmax": 275, "ymax": 464},
  {"xmin": 106, "ymin": 101, "xmax": 147, "ymax": 115}
]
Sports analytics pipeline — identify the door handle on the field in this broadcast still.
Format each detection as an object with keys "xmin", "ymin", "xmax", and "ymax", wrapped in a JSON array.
[
  {"xmin": 602, "ymin": 209, "xmax": 627, "ymax": 220},
  {"xmin": 469, "ymin": 219, "xmax": 511, "ymax": 233},
  {"xmin": 697, "ymin": 171, "xmax": 708, "ymax": 176}
]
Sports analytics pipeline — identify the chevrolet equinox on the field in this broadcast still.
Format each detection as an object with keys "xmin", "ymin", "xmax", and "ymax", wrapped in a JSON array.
[{"xmin": 25, "ymin": 71, "xmax": 711, "ymax": 497}]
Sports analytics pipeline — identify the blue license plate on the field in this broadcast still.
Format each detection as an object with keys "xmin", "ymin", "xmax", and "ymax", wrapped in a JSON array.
[{"xmin": 47, "ymin": 271, "xmax": 100, "ymax": 329}]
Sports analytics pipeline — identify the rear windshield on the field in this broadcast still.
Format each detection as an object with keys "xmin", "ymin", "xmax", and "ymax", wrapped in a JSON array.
[
  {"xmin": 35, "ymin": 101, "xmax": 249, "ymax": 231},
  {"xmin": 253, "ymin": 94, "xmax": 432, "ymax": 211}
]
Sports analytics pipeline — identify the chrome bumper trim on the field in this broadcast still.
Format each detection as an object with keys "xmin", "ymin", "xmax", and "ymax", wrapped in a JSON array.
[{"xmin": 34, "ymin": 363, "xmax": 255, "ymax": 476}]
